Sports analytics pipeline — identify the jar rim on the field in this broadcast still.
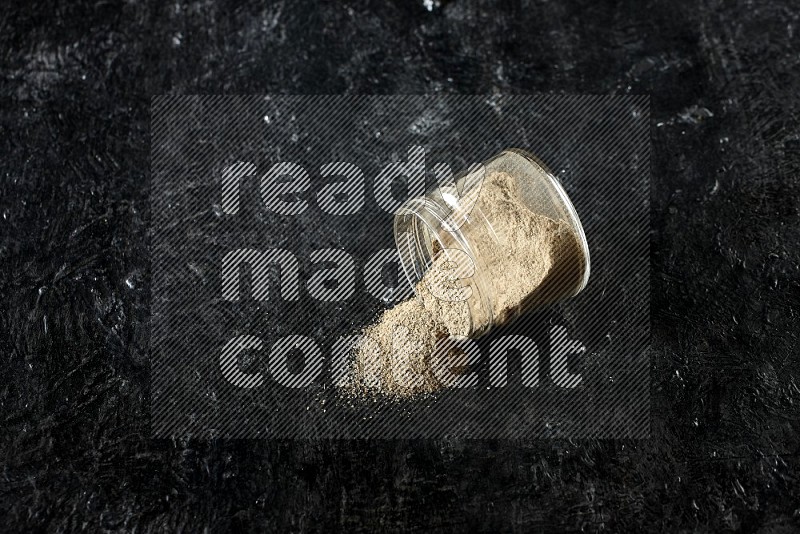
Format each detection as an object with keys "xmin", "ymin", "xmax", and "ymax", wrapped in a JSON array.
[{"xmin": 393, "ymin": 196, "xmax": 495, "ymax": 334}]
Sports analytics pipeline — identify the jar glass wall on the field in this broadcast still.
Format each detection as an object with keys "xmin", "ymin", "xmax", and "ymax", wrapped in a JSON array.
[{"xmin": 393, "ymin": 148, "xmax": 590, "ymax": 338}]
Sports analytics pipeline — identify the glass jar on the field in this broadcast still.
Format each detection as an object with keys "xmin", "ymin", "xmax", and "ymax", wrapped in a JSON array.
[{"xmin": 393, "ymin": 148, "xmax": 590, "ymax": 338}]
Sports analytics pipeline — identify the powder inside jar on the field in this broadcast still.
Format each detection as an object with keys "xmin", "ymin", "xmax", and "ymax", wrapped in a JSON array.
[{"xmin": 346, "ymin": 171, "xmax": 584, "ymax": 398}]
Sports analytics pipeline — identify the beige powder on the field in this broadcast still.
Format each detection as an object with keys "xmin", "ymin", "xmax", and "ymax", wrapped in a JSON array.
[{"xmin": 346, "ymin": 171, "xmax": 584, "ymax": 398}]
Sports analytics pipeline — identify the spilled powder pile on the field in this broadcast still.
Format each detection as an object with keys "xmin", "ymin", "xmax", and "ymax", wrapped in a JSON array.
[{"xmin": 346, "ymin": 171, "xmax": 584, "ymax": 398}]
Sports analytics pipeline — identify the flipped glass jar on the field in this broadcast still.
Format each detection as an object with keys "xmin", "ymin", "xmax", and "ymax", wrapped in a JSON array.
[{"xmin": 393, "ymin": 148, "xmax": 590, "ymax": 338}]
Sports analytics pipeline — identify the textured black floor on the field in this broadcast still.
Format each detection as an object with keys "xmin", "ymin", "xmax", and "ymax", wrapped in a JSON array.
[{"xmin": 2, "ymin": 0, "xmax": 799, "ymax": 531}]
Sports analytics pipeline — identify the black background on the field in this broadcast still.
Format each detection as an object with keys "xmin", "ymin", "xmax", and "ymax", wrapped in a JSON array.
[
  {"xmin": 2, "ymin": 0, "xmax": 799, "ymax": 531},
  {"xmin": 151, "ymin": 95, "xmax": 649, "ymax": 439}
]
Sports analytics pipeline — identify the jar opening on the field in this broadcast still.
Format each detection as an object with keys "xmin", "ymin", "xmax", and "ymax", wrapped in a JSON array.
[{"xmin": 394, "ymin": 198, "xmax": 495, "ymax": 336}]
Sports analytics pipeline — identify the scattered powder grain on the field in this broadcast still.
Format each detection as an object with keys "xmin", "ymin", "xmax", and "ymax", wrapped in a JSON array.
[{"xmin": 346, "ymin": 171, "xmax": 584, "ymax": 398}]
